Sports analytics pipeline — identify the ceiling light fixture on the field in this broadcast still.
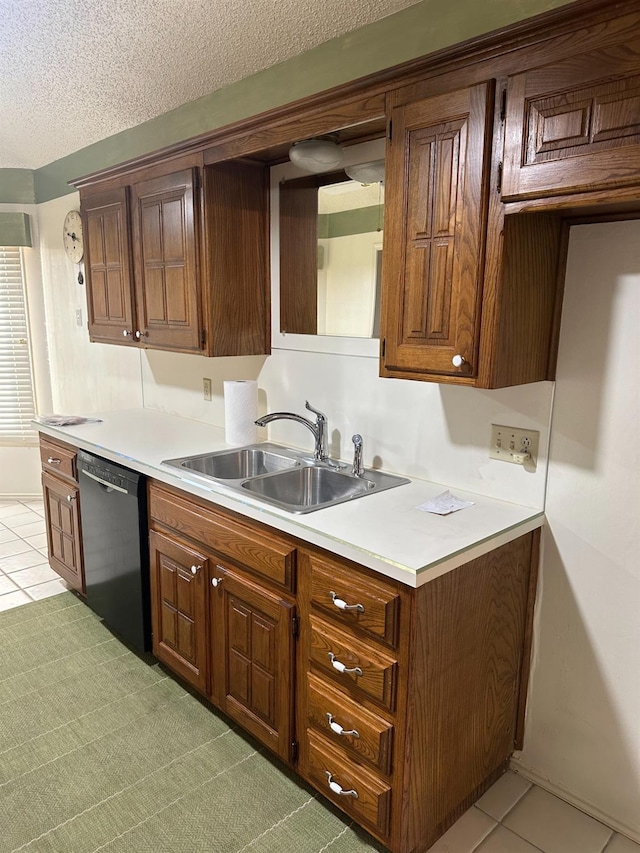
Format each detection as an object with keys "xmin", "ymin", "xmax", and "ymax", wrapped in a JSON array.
[
  {"xmin": 288, "ymin": 136, "xmax": 344, "ymax": 173},
  {"xmin": 344, "ymin": 159, "xmax": 385, "ymax": 185}
]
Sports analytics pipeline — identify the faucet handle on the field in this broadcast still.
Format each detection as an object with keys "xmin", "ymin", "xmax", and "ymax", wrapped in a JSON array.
[{"xmin": 305, "ymin": 401, "xmax": 327, "ymax": 423}]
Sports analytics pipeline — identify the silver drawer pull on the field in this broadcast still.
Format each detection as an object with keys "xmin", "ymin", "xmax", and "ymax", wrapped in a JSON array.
[
  {"xmin": 190, "ymin": 564, "xmax": 202, "ymax": 575},
  {"xmin": 328, "ymin": 652, "xmax": 362, "ymax": 676},
  {"xmin": 66, "ymin": 495, "xmax": 76, "ymax": 503},
  {"xmin": 326, "ymin": 713, "xmax": 359, "ymax": 738},
  {"xmin": 330, "ymin": 591, "xmax": 364, "ymax": 613},
  {"xmin": 325, "ymin": 771, "xmax": 358, "ymax": 798},
  {"xmin": 211, "ymin": 577, "xmax": 222, "ymax": 588},
  {"xmin": 47, "ymin": 457, "xmax": 61, "ymax": 465}
]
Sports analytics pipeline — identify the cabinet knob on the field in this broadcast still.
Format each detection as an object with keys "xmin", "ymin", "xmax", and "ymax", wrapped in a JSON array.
[
  {"xmin": 66, "ymin": 495, "xmax": 75, "ymax": 503},
  {"xmin": 330, "ymin": 591, "xmax": 364, "ymax": 613},
  {"xmin": 190, "ymin": 564, "xmax": 202, "ymax": 575},
  {"xmin": 47, "ymin": 457, "xmax": 61, "ymax": 465},
  {"xmin": 328, "ymin": 652, "xmax": 362, "ymax": 677},
  {"xmin": 452, "ymin": 354, "xmax": 466, "ymax": 368},
  {"xmin": 211, "ymin": 577, "xmax": 222, "ymax": 587},
  {"xmin": 325, "ymin": 772, "xmax": 358, "ymax": 799},
  {"xmin": 135, "ymin": 330, "xmax": 149, "ymax": 339},
  {"xmin": 326, "ymin": 713, "xmax": 360, "ymax": 739},
  {"xmin": 122, "ymin": 330, "xmax": 133, "ymax": 338}
]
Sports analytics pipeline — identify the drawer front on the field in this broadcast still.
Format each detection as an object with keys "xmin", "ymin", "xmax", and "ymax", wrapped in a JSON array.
[
  {"xmin": 306, "ymin": 671, "xmax": 393, "ymax": 775},
  {"xmin": 39, "ymin": 437, "xmax": 77, "ymax": 481},
  {"xmin": 305, "ymin": 728, "xmax": 392, "ymax": 839},
  {"xmin": 308, "ymin": 552, "xmax": 401, "ymax": 647},
  {"xmin": 149, "ymin": 484, "xmax": 296, "ymax": 590},
  {"xmin": 309, "ymin": 615, "xmax": 398, "ymax": 711}
]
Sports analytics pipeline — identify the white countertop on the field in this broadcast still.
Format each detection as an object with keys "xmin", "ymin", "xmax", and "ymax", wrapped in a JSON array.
[{"xmin": 36, "ymin": 409, "xmax": 544, "ymax": 588}]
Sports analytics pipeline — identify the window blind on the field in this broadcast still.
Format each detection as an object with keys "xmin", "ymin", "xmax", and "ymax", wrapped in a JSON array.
[{"xmin": 0, "ymin": 247, "xmax": 36, "ymax": 444}]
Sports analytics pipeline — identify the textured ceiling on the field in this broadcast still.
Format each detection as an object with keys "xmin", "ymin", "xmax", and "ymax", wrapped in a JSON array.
[{"xmin": 0, "ymin": 0, "xmax": 420, "ymax": 170}]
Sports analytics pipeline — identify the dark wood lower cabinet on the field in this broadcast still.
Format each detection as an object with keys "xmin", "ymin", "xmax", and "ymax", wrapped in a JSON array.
[
  {"xmin": 210, "ymin": 562, "xmax": 295, "ymax": 762},
  {"xmin": 149, "ymin": 530, "xmax": 209, "ymax": 693},
  {"xmin": 147, "ymin": 480, "xmax": 539, "ymax": 853},
  {"xmin": 42, "ymin": 471, "xmax": 84, "ymax": 593}
]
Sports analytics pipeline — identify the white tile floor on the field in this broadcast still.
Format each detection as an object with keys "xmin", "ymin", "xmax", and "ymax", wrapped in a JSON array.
[
  {"xmin": 0, "ymin": 499, "xmax": 638, "ymax": 853},
  {"xmin": 0, "ymin": 499, "xmax": 71, "ymax": 610}
]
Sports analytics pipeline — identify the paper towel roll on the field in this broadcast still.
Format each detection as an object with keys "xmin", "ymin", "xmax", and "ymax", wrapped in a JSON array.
[{"xmin": 224, "ymin": 380, "xmax": 258, "ymax": 446}]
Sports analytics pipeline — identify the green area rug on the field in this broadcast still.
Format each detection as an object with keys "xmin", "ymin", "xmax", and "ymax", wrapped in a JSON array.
[{"xmin": 0, "ymin": 593, "xmax": 386, "ymax": 853}]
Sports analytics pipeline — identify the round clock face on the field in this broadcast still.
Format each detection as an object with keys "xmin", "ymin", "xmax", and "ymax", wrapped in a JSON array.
[{"xmin": 63, "ymin": 210, "xmax": 84, "ymax": 263}]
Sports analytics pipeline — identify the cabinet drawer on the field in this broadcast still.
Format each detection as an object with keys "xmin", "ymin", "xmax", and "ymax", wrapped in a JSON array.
[
  {"xmin": 39, "ymin": 437, "xmax": 77, "ymax": 481},
  {"xmin": 306, "ymin": 671, "xmax": 394, "ymax": 775},
  {"xmin": 305, "ymin": 728, "xmax": 392, "ymax": 839},
  {"xmin": 309, "ymin": 615, "xmax": 398, "ymax": 711},
  {"xmin": 149, "ymin": 484, "xmax": 296, "ymax": 590},
  {"xmin": 308, "ymin": 552, "xmax": 401, "ymax": 647}
]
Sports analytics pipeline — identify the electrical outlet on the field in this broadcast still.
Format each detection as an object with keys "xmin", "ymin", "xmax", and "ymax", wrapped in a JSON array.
[
  {"xmin": 489, "ymin": 424, "xmax": 539, "ymax": 468},
  {"xmin": 75, "ymin": 308, "xmax": 82, "ymax": 327},
  {"xmin": 203, "ymin": 378, "xmax": 212, "ymax": 401}
]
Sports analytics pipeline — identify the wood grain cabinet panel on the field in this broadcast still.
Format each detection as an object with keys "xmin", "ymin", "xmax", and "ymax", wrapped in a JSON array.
[
  {"xmin": 131, "ymin": 169, "xmax": 202, "ymax": 352},
  {"xmin": 381, "ymin": 82, "xmax": 493, "ymax": 380},
  {"xmin": 42, "ymin": 471, "xmax": 84, "ymax": 593},
  {"xmin": 502, "ymin": 39, "xmax": 640, "ymax": 201},
  {"xmin": 306, "ymin": 728, "xmax": 392, "ymax": 839},
  {"xmin": 82, "ymin": 187, "xmax": 136, "ymax": 344},
  {"xmin": 149, "ymin": 530, "xmax": 209, "ymax": 693},
  {"xmin": 209, "ymin": 563, "xmax": 295, "ymax": 762},
  {"xmin": 308, "ymin": 552, "xmax": 401, "ymax": 647},
  {"xmin": 309, "ymin": 615, "xmax": 398, "ymax": 711}
]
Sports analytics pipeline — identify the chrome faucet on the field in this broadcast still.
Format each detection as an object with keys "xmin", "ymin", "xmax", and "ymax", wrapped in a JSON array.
[
  {"xmin": 351, "ymin": 434, "xmax": 364, "ymax": 476},
  {"xmin": 255, "ymin": 401, "xmax": 328, "ymax": 462}
]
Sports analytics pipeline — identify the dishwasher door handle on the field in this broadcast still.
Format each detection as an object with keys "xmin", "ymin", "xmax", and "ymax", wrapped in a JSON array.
[{"xmin": 81, "ymin": 468, "xmax": 129, "ymax": 494}]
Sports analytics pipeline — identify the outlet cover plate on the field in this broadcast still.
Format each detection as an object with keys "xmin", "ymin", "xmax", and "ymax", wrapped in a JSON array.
[
  {"xmin": 490, "ymin": 424, "xmax": 539, "ymax": 468},
  {"xmin": 203, "ymin": 378, "xmax": 212, "ymax": 402}
]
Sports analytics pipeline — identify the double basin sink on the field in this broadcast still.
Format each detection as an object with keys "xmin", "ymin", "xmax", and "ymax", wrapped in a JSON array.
[{"xmin": 162, "ymin": 442, "xmax": 409, "ymax": 514}]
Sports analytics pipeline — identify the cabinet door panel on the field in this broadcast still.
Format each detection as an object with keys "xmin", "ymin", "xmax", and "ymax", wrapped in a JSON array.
[
  {"xmin": 210, "ymin": 564, "xmax": 295, "ymax": 763},
  {"xmin": 149, "ymin": 530, "xmax": 208, "ymax": 694},
  {"xmin": 42, "ymin": 472, "xmax": 84, "ymax": 593},
  {"xmin": 381, "ymin": 83, "xmax": 492, "ymax": 380},
  {"xmin": 502, "ymin": 41, "xmax": 640, "ymax": 201},
  {"xmin": 82, "ymin": 187, "xmax": 136, "ymax": 343},
  {"xmin": 132, "ymin": 169, "xmax": 202, "ymax": 352}
]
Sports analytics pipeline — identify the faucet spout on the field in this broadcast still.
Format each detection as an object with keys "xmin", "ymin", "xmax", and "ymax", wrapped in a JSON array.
[{"xmin": 255, "ymin": 401, "xmax": 328, "ymax": 462}]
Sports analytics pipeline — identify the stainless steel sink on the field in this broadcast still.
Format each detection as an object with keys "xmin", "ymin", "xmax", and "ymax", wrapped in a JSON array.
[
  {"xmin": 164, "ymin": 443, "xmax": 301, "ymax": 479},
  {"xmin": 241, "ymin": 465, "xmax": 375, "ymax": 512},
  {"xmin": 162, "ymin": 442, "xmax": 409, "ymax": 514}
]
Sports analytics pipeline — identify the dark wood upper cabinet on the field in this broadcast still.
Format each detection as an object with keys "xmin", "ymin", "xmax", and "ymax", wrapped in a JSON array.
[
  {"xmin": 131, "ymin": 168, "xmax": 202, "ymax": 352},
  {"xmin": 79, "ymin": 158, "xmax": 269, "ymax": 356},
  {"xmin": 381, "ymin": 82, "xmax": 493, "ymax": 380},
  {"xmin": 502, "ymin": 37, "xmax": 640, "ymax": 202},
  {"xmin": 82, "ymin": 187, "xmax": 136, "ymax": 344}
]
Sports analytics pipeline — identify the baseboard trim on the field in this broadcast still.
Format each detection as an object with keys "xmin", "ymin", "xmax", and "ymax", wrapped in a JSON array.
[
  {"xmin": 0, "ymin": 494, "xmax": 41, "ymax": 502},
  {"xmin": 510, "ymin": 757, "xmax": 640, "ymax": 844}
]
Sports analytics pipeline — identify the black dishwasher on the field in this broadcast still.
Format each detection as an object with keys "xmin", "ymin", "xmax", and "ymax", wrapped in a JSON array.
[{"xmin": 78, "ymin": 450, "xmax": 151, "ymax": 653}]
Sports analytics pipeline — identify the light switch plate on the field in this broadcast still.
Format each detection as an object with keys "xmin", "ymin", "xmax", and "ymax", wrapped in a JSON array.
[
  {"xmin": 75, "ymin": 308, "xmax": 82, "ymax": 327},
  {"xmin": 203, "ymin": 378, "xmax": 212, "ymax": 401},
  {"xmin": 490, "ymin": 424, "xmax": 539, "ymax": 468}
]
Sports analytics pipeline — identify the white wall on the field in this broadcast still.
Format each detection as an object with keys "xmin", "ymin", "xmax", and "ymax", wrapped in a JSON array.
[
  {"xmin": 37, "ymin": 194, "xmax": 143, "ymax": 414},
  {"xmin": 514, "ymin": 222, "xmax": 640, "ymax": 841}
]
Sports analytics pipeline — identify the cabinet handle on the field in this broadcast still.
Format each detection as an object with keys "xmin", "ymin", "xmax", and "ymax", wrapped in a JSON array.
[
  {"xmin": 46, "ymin": 457, "xmax": 61, "ymax": 465},
  {"xmin": 122, "ymin": 330, "xmax": 133, "ymax": 338},
  {"xmin": 66, "ymin": 495, "xmax": 76, "ymax": 503},
  {"xmin": 211, "ymin": 577, "xmax": 222, "ymax": 588},
  {"xmin": 325, "ymin": 771, "xmax": 358, "ymax": 798},
  {"xmin": 452, "ymin": 354, "xmax": 466, "ymax": 368},
  {"xmin": 190, "ymin": 564, "xmax": 202, "ymax": 575},
  {"xmin": 328, "ymin": 652, "xmax": 362, "ymax": 677},
  {"xmin": 326, "ymin": 713, "xmax": 359, "ymax": 739},
  {"xmin": 135, "ymin": 330, "xmax": 149, "ymax": 339},
  {"xmin": 330, "ymin": 591, "xmax": 364, "ymax": 613}
]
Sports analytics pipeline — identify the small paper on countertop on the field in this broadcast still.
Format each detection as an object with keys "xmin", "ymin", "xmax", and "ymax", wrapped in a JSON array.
[
  {"xmin": 416, "ymin": 490, "xmax": 475, "ymax": 515},
  {"xmin": 36, "ymin": 414, "xmax": 103, "ymax": 426}
]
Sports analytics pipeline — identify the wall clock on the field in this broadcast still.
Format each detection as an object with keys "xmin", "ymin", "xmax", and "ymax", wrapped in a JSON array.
[{"xmin": 63, "ymin": 210, "xmax": 84, "ymax": 264}]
